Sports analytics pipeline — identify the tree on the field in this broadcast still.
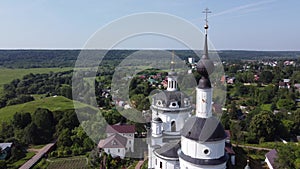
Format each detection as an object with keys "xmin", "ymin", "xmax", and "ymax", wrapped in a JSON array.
[
  {"xmin": 230, "ymin": 121, "xmax": 242, "ymax": 144},
  {"xmin": 227, "ymin": 102, "xmax": 239, "ymax": 120},
  {"xmin": 22, "ymin": 123, "xmax": 39, "ymax": 144},
  {"xmin": 220, "ymin": 112, "xmax": 230, "ymax": 130},
  {"xmin": 9, "ymin": 141, "xmax": 26, "ymax": 162},
  {"xmin": 12, "ymin": 112, "xmax": 31, "ymax": 129},
  {"xmin": 260, "ymin": 71, "xmax": 274, "ymax": 84},
  {"xmin": 130, "ymin": 94, "xmax": 146, "ymax": 110},
  {"xmin": 235, "ymin": 84, "xmax": 249, "ymax": 96},
  {"xmin": 55, "ymin": 110, "xmax": 80, "ymax": 136},
  {"xmin": 32, "ymin": 108, "xmax": 55, "ymax": 143},
  {"xmin": 89, "ymin": 148, "xmax": 100, "ymax": 168},
  {"xmin": 60, "ymin": 85, "xmax": 72, "ymax": 99},
  {"xmin": 57, "ymin": 128, "xmax": 72, "ymax": 147},
  {"xmin": 248, "ymin": 111, "xmax": 279, "ymax": 141},
  {"xmin": 276, "ymin": 143, "xmax": 300, "ymax": 169},
  {"xmin": 0, "ymin": 122, "xmax": 14, "ymax": 139},
  {"xmin": 0, "ymin": 160, "xmax": 7, "ymax": 169},
  {"xmin": 277, "ymin": 98, "xmax": 295, "ymax": 111},
  {"xmin": 291, "ymin": 110, "xmax": 300, "ymax": 135}
]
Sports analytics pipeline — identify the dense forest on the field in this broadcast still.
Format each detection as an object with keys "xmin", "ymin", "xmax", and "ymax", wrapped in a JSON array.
[{"xmin": 0, "ymin": 50, "xmax": 299, "ymax": 68}]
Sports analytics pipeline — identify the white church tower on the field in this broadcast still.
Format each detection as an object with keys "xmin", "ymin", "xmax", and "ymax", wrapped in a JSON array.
[
  {"xmin": 147, "ymin": 8, "xmax": 229, "ymax": 169},
  {"xmin": 147, "ymin": 52, "xmax": 192, "ymax": 169},
  {"xmin": 150, "ymin": 51, "xmax": 192, "ymax": 136},
  {"xmin": 178, "ymin": 8, "xmax": 228, "ymax": 169}
]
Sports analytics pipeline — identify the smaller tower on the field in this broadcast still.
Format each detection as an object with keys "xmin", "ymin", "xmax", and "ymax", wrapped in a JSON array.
[
  {"xmin": 151, "ymin": 117, "xmax": 163, "ymax": 137},
  {"xmin": 167, "ymin": 51, "xmax": 178, "ymax": 92}
]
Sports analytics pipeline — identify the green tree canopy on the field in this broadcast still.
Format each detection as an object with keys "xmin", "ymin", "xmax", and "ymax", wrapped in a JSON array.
[
  {"xmin": 248, "ymin": 111, "xmax": 279, "ymax": 141},
  {"xmin": 277, "ymin": 98, "xmax": 295, "ymax": 111},
  {"xmin": 12, "ymin": 112, "xmax": 31, "ymax": 129},
  {"xmin": 260, "ymin": 71, "xmax": 274, "ymax": 84},
  {"xmin": 32, "ymin": 108, "xmax": 55, "ymax": 143},
  {"xmin": 276, "ymin": 143, "xmax": 300, "ymax": 169}
]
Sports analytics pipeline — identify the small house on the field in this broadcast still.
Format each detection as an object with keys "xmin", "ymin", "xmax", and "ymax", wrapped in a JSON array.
[
  {"xmin": 265, "ymin": 149, "xmax": 278, "ymax": 169},
  {"xmin": 0, "ymin": 143, "xmax": 13, "ymax": 160},
  {"xmin": 98, "ymin": 124, "xmax": 135, "ymax": 159}
]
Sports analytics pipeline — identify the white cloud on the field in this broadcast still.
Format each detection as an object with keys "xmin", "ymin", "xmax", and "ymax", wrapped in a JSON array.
[{"xmin": 210, "ymin": 0, "xmax": 276, "ymax": 18}]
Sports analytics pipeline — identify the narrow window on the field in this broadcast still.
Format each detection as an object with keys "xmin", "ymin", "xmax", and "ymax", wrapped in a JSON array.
[{"xmin": 171, "ymin": 121, "xmax": 176, "ymax": 132}]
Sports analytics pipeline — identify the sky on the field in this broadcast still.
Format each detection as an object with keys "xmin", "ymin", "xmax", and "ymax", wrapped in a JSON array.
[{"xmin": 0, "ymin": 0, "xmax": 300, "ymax": 50}]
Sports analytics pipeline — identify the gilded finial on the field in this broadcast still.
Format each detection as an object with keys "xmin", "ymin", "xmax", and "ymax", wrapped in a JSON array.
[{"xmin": 202, "ymin": 8, "xmax": 211, "ymax": 33}]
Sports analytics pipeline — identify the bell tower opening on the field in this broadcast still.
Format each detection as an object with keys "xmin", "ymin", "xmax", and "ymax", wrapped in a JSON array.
[{"xmin": 171, "ymin": 121, "xmax": 176, "ymax": 132}]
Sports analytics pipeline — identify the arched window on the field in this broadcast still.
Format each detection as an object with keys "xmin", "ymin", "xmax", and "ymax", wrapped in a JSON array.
[{"xmin": 171, "ymin": 121, "xmax": 176, "ymax": 132}]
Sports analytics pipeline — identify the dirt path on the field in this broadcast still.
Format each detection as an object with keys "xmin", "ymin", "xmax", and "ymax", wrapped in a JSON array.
[
  {"xmin": 135, "ymin": 159, "xmax": 146, "ymax": 169},
  {"xmin": 19, "ymin": 142, "xmax": 56, "ymax": 169}
]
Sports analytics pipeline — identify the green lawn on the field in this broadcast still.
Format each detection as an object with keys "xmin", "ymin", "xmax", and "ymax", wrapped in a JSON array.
[
  {"xmin": 0, "ymin": 67, "xmax": 72, "ymax": 95},
  {"xmin": 0, "ymin": 96, "xmax": 89, "ymax": 125},
  {"xmin": 9, "ymin": 151, "xmax": 36, "ymax": 168},
  {"xmin": 261, "ymin": 104, "xmax": 272, "ymax": 111},
  {"xmin": 28, "ymin": 144, "xmax": 47, "ymax": 149}
]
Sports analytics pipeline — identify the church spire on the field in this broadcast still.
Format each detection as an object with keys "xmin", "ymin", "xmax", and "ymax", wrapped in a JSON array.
[
  {"xmin": 195, "ymin": 8, "xmax": 214, "ymax": 118},
  {"xmin": 203, "ymin": 8, "xmax": 211, "ymax": 59},
  {"xmin": 167, "ymin": 51, "xmax": 178, "ymax": 91}
]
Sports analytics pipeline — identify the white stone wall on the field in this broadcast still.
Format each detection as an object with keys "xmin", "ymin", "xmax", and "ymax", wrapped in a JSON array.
[
  {"xmin": 196, "ymin": 88, "xmax": 213, "ymax": 118},
  {"xmin": 126, "ymin": 137, "xmax": 134, "ymax": 152},
  {"xmin": 152, "ymin": 111, "xmax": 190, "ymax": 134},
  {"xmin": 152, "ymin": 154, "xmax": 179, "ymax": 169},
  {"xmin": 104, "ymin": 148, "xmax": 126, "ymax": 159},
  {"xmin": 179, "ymin": 157, "xmax": 226, "ymax": 169},
  {"xmin": 152, "ymin": 122, "xmax": 163, "ymax": 137},
  {"xmin": 181, "ymin": 136, "xmax": 225, "ymax": 159},
  {"xmin": 148, "ymin": 145, "xmax": 154, "ymax": 169}
]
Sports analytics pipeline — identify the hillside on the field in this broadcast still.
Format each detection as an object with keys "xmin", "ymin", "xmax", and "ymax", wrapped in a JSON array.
[
  {"xmin": 0, "ymin": 96, "xmax": 90, "ymax": 125},
  {"xmin": 0, "ymin": 67, "xmax": 72, "ymax": 95}
]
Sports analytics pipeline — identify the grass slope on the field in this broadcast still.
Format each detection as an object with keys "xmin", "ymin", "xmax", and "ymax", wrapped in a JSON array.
[
  {"xmin": 0, "ymin": 96, "xmax": 88, "ymax": 124},
  {"xmin": 0, "ymin": 67, "xmax": 72, "ymax": 94},
  {"xmin": 9, "ymin": 152, "xmax": 36, "ymax": 168}
]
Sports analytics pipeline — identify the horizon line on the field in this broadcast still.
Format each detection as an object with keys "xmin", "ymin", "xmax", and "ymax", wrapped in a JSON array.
[{"xmin": 0, "ymin": 48, "xmax": 299, "ymax": 52}]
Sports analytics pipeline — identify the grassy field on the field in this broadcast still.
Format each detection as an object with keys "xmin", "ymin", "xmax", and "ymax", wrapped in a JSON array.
[
  {"xmin": 8, "ymin": 151, "xmax": 36, "ymax": 168},
  {"xmin": 46, "ymin": 156, "xmax": 88, "ymax": 169},
  {"xmin": 0, "ymin": 67, "xmax": 72, "ymax": 94},
  {"xmin": 261, "ymin": 104, "xmax": 272, "ymax": 111},
  {"xmin": 0, "ymin": 96, "xmax": 89, "ymax": 125}
]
